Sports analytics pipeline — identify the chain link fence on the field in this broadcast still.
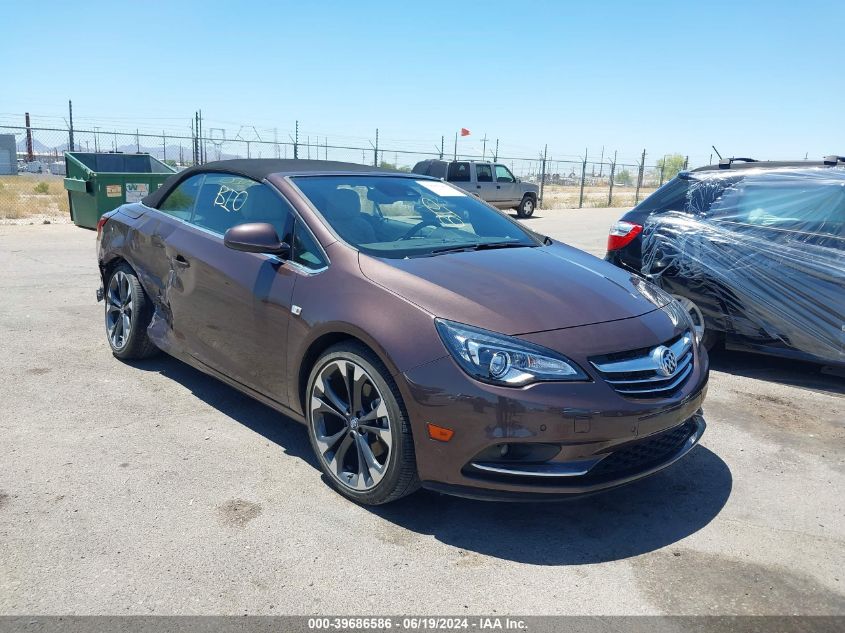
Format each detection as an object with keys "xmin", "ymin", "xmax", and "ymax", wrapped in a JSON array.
[{"xmin": 0, "ymin": 124, "xmax": 677, "ymax": 221}]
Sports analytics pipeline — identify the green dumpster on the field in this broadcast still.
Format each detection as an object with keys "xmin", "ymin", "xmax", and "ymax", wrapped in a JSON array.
[{"xmin": 63, "ymin": 152, "xmax": 176, "ymax": 228}]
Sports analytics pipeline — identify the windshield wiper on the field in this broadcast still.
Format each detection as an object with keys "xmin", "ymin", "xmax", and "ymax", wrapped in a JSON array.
[{"xmin": 428, "ymin": 242, "xmax": 529, "ymax": 255}]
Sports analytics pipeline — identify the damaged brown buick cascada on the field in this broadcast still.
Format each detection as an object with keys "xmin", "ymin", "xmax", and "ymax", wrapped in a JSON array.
[{"xmin": 96, "ymin": 159, "xmax": 708, "ymax": 505}]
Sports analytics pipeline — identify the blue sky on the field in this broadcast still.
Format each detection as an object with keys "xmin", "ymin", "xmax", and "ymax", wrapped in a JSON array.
[{"xmin": 2, "ymin": 0, "xmax": 841, "ymax": 166}]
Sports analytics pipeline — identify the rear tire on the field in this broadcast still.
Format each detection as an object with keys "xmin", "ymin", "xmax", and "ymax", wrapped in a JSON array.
[
  {"xmin": 104, "ymin": 263, "xmax": 159, "ymax": 360},
  {"xmin": 517, "ymin": 195, "xmax": 536, "ymax": 218},
  {"xmin": 306, "ymin": 342, "xmax": 419, "ymax": 505}
]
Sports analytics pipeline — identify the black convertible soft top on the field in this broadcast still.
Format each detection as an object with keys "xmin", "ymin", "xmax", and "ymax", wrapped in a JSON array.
[{"xmin": 142, "ymin": 159, "xmax": 405, "ymax": 208}]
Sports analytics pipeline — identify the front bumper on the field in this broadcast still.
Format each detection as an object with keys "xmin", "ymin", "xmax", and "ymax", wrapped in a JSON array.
[
  {"xmin": 422, "ymin": 414, "xmax": 705, "ymax": 501},
  {"xmin": 400, "ymin": 314, "xmax": 709, "ymax": 499}
]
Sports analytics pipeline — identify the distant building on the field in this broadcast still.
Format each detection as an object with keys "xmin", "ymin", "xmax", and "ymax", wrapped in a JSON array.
[{"xmin": 0, "ymin": 134, "xmax": 16, "ymax": 175}]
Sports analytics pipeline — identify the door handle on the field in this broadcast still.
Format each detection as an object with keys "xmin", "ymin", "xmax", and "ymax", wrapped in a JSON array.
[
  {"xmin": 174, "ymin": 254, "xmax": 190, "ymax": 267},
  {"xmin": 496, "ymin": 185, "xmax": 501, "ymax": 189},
  {"xmin": 477, "ymin": 185, "xmax": 482, "ymax": 189}
]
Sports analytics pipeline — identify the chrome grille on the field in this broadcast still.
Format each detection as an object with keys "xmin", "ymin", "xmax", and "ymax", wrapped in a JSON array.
[{"xmin": 590, "ymin": 331, "xmax": 694, "ymax": 397}]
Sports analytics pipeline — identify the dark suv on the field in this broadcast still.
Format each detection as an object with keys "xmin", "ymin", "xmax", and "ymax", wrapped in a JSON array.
[{"xmin": 605, "ymin": 157, "xmax": 845, "ymax": 368}]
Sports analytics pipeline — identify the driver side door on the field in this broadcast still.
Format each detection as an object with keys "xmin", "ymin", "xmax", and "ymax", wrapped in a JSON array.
[{"xmin": 161, "ymin": 173, "xmax": 297, "ymax": 403}]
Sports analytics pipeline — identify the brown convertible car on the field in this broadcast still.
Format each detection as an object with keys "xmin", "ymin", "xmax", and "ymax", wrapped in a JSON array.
[{"xmin": 96, "ymin": 159, "xmax": 708, "ymax": 505}]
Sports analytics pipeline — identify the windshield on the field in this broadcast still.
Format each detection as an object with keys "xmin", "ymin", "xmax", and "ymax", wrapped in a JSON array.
[{"xmin": 291, "ymin": 176, "xmax": 539, "ymax": 258}]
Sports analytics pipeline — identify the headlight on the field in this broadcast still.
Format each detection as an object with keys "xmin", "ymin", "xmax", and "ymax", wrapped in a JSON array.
[{"xmin": 435, "ymin": 319, "xmax": 588, "ymax": 386}]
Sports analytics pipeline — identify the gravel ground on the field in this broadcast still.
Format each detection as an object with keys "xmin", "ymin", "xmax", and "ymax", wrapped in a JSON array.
[{"xmin": 0, "ymin": 215, "xmax": 843, "ymax": 616}]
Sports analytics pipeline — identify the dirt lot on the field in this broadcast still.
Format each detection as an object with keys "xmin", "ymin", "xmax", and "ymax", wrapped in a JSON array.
[
  {"xmin": 539, "ymin": 183, "xmax": 659, "ymax": 209},
  {"xmin": 0, "ymin": 216, "xmax": 843, "ymax": 615},
  {"xmin": 0, "ymin": 174, "xmax": 69, "ymax": 222}
]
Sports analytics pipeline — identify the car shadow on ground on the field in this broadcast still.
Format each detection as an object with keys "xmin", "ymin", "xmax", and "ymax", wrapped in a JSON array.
[
  {"xmin": 708, "ymin": 347, "xmax": 844, "ymax": 396},
  {"xmin": 129, "ymin": 354, "xmax": 318, "ymax": 467},
  {"xmin": 374, "ymin": 446, "xmax": 730, "ymax": 565},
  {"xmin": 130, "ymin": 353, "xmax": 732, "ymax": 566}
]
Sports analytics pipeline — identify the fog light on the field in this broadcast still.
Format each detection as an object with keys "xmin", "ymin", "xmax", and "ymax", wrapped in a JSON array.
[{"xmin": 489, "ymin": 351, "xmax": 510, "ymax": 378}]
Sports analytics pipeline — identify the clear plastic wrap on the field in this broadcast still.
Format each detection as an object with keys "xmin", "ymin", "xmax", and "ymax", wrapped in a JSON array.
[{"xmin": 640, "ymin": 167, "xmax": 845, "ymax": 364}]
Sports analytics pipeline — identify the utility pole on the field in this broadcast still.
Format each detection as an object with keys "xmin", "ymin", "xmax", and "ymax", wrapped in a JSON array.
[
  {"xmin": 578, "ymin": 150, "xmax": 587, "ymax": 209},
  {"xmin": 68, "ymin": 100, "xmax": 75, "ymax": 152},
  {"xmin": 607, "ymin": 150, "xmax": 617, "ymax": 206},
  {"xmin": 598, "ymin": 146, "xmax": 605, "ymax": 177},
  {"xmin": 481, "ymin": 134, "xmax": 488, "ymax": 160},
  {"xmin": 539, "ymin": 144, "xmax": 548, "ymax": 208},
  {"xmin": 453, "ymin": 131, "xmax": 458, "ymax": 160},
  {"xmin": 373, "ymin": 128, "xmax": 379, "ymax": 167},
  {"xmin": 135, "ymin": 129, "xmax": 140, "ymax": 153},
  {"xmin": 440, "ymin": 135, "xmax": 444, "ymax": 159},
  {"xmin": 294, "ymin": 120, "xmax": 299, "ymax": 159},
  {"xmin": 635, "ymin": 149, "xmax": 646, "ymax": 204},
  {"xmin": 493, "ymin": 139, "xmax": 499, "ymax": 162},
  {"xmin": 198, "ymin": 109, "xmax": 205, "ymax": 164},
  {"xmin": 162, "ymin": 132, "xmax": 167, "ymax": 161},
  {"xmin": 24, "ymin": 112, "xmax": 34, "ymax": 161}
]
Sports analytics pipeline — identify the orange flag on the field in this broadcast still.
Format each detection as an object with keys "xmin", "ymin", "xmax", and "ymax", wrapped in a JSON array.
[{"xmin": 460, "ymin": 128, "xmax": 471, "ymax": 137}]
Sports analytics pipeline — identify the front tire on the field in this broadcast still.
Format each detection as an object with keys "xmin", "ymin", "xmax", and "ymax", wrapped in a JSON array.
[
  {"xmin": 306, "ymin": 343, "xmax": 419, "ymax": 505},
  {"xmin": 517, "ymin": 195, "xmax": 536, "ymax": 218},
  {"xmin": 105, "ymin": 263, "xmax": 158, "ymax": 360}
]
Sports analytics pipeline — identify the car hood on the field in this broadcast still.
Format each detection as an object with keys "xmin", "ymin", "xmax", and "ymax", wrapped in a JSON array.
[{"xmin": 359, "ymin": 242, "xmax": 664, "ymax": 335}]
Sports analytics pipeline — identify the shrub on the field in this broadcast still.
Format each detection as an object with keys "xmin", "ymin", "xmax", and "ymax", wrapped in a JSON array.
[{"xmin": 34, "ymin": 182, "xmax": 50, "ymax": 194}]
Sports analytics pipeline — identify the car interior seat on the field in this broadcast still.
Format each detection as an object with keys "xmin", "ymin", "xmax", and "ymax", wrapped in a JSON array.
[{"xmin": 322, "ymin": 188, "xmax": 377, "ymax": 244}]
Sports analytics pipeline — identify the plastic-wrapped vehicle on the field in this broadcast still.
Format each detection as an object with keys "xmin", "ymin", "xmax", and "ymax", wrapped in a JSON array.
[{"xmin": 605, "ymin": 158, "xmax": 845, "ymax": 367}]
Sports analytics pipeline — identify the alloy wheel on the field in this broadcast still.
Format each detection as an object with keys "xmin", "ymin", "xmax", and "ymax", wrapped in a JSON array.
[
  {"xmin": 309, "ymin": 360, "xmax": 392, "ymax": 492},
  {"xmin": 106, "ymin": 271, "xmax": 134, "ymax": 350}
]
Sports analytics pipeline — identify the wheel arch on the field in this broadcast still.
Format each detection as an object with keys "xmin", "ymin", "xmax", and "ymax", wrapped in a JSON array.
[
  {"xmin": 294, "ymin": 326, "xmax": 405, "ymax": 417},
  {"xmin": 100, "ymin": 255, "xmax": 127, "ymax": 284}
]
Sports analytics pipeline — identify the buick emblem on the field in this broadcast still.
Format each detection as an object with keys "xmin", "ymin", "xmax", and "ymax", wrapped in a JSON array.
[{"xmin": 652, "ymin": 345, "xmax": 678, "ymax": 377}]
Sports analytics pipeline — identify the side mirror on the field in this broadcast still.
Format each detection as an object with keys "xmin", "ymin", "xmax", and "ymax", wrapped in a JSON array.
[{"xmin": 224, "ymin": 223, "xmax": 290, "ymax": 258}]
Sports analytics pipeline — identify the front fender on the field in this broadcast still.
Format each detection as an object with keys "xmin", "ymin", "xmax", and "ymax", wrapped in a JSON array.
[{"xmin": 284, "ymin": 245, "xmax": 446, "ymax": 416}]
